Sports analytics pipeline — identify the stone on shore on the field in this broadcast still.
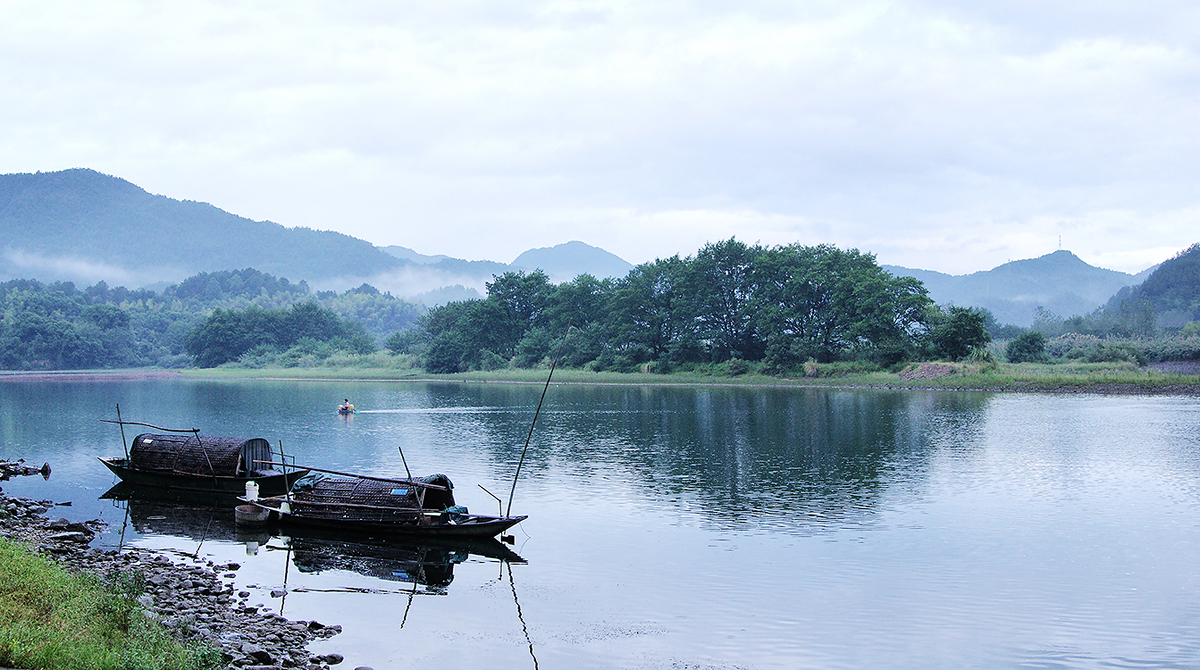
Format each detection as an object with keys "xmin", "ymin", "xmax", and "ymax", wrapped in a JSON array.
[{"xmin": 0, "ymin": 488, "xmax": 350, "ymax": 670}]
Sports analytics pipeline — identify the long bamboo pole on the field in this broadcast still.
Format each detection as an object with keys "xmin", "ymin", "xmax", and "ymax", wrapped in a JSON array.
[
  {"xmin": 114, "ymin": 405, "xmax": 129, "ymax": 460},
  {"xmin": 257, "ymin": 498, "xmax": 438, "ymax": 514},
  {"xmin": 252, "ymin": 461, "xmax": 448, "ymax": 491},
  {"xmin": 506, "ymin": 321, "xmax": 571, "ymax": 517},
  {"xmin": 100, "ymin": 419, "xmax": 200, "ymax": 433}
]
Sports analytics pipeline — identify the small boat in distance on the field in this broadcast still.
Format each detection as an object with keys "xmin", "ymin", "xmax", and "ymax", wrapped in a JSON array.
[
  {"xmin": 242, "ymin": 465, "xmax": 526, "ymax": 539},
  {"xmin": 337, "ymin": 399, "xmax": 355, "ymax": 415},
  {"xmin": 99, "ymin": 423, "xmax": 308, "ymax": 495}
]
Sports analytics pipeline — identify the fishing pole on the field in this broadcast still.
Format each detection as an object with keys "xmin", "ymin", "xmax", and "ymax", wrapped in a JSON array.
[
  {"xmin": 506, "ymin": 321, "xmax": 571, "ymax": 518},
  {"xmin": 115, "ymin": 404, "xmax": 129, "ymax": 460}
]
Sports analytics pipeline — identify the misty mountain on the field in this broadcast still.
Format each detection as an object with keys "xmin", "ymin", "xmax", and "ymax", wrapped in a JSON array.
[
  {"xmin": 0, "ymin": 169, "xmax": 636, "ymax": 306},
  {"xmin": 378, "ymin": 245, "xmax": 454, "ymax": 265},
  {"xmin": 0, "ymin": 168, "xmax": 404, "ymax": 287},
  {"xmin": 379, "ymin": 240, "xmax": 634, "ymax": 285},
  {"xmin": 884, "ymin": 250, "xmax": 1147, "ymax": 327},
  {"xmin": 511, "ymin": 241, "xmax": 635, "ymax": 282}
]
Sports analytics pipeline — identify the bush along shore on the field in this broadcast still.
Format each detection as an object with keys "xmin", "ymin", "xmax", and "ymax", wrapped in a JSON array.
[{"xmin": 0, "ymin": 481, "xmax": 356, "ymax": 670}]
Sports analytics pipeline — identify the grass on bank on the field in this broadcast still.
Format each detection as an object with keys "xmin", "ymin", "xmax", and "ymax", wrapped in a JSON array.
[
  {"xmin": 0, "ymin": 538, "xmax": 221, "ymax": 670},
  {"xmin": 178, "ymin": 358, "xmax": 1200, "ymax": 393}
]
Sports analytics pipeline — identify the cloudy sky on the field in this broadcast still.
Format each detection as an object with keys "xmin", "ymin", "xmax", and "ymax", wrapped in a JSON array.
[{"xmin": 1, "ymin": 1, "xmax": 1197, "ymax": 274}]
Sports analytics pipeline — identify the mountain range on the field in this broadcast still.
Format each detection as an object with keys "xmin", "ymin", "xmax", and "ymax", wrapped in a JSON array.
[
  {"xmin": 0, "ymin": 169, "xmax": 631, "ymax": 303},
  {"xmin": 883, "ymin": 251, "xmax": 1157, "ymax": 327},
  {"xmin": 0, "ymin": 168, "xmax": 1168, "ymax": 323}
]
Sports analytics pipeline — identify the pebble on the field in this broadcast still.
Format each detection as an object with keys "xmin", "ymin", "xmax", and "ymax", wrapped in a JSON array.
[{"xmin": 0, "ymin": 488, "xmax": 352, "ymax": 670}]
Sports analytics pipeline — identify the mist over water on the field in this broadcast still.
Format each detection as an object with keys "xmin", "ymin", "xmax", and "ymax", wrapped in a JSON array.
[{"xmin": 2, "ymin": 378, "xmax": 1199, "ymax": 669}]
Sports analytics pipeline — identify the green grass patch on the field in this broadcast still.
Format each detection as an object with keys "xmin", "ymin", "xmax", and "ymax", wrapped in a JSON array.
[
  {"xmin": 0, "ymin": 538, "xmax": 221, "ymax": 670},
  {"xmin": 178, "ymin": 360, "xmax": 1200, "ymax": 394}
]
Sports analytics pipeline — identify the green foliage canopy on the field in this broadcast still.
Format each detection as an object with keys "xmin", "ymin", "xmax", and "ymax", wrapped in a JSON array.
[
  {"xmin": 417, "ymin": 240, "xmax": 935, "ymax": 373},
  {"xmin": 1006, "ymin": 330, "xmax": 1048, "ymax": 363},
  {"xmin": 0, "ymin": 268, "xmax": 423, "ymax": 371},
  {"xmin": 185, "ymin": 302, "xmax": 375, "ymax": 367}
]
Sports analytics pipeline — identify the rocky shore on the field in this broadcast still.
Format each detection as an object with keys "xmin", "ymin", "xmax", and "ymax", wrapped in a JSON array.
[{"xmin": 0, "ymin": 486, "xmax": 361, "ymax": 670}]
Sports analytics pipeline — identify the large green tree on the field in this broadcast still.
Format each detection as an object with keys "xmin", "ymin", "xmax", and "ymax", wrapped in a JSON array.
[
  {"xmin": 926, "ymin": 305, "xmax": 991, "ymax": 361},
  {"xmin": 419, "ymin": 299, "xmax": 515, "ymax": 373},
  {"xmin": 606, "ymin": 256, "xmax": 688, "ymax": 366},
  {"xmin": 753, "ymin": 245, "xmax": 930, "ymax": 365},
  {"xmin": 681, "ymin": 239, "xmax": 764, "ymax": 362}
]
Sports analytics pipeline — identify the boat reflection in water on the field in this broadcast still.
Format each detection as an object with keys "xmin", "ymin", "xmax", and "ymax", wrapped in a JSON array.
[
  {"xmin": 100, "ymin": 483, "xmax": 526, "ymax": 585},
  {"xmin": 101, "ymin": 482, "xmax": 270, "ymax": 549},
  {"xmin": 290, "ymin": 530, "xmax": 525, "ymax": 592},
  {"xmin": 102, "ymin": 483, "xmax": 537, "ymax": 664}
]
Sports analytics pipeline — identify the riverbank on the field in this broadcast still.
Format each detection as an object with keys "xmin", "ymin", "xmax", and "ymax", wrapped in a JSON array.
[
  {"xmin": 0, "ymin": 486, "xmax": 350, "ymax": 670},
  {"xmin": 179, "ymin": 362, "xmax": 1200, "ymax": 395},
  {"xmin": 2, "ymin": 361, "xmax": 1199, "ymax": 395}
]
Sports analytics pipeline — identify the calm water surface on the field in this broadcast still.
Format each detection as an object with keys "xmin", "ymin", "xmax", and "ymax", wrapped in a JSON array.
[{"xmin": 1, "ymin": 377, "xmax": 1199, "ymax": 669}]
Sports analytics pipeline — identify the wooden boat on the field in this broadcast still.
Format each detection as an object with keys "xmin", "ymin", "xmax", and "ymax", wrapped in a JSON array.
[
  {"xmin": 99, "ymin": 431, "xmax": 309, "ymax": 495},
  {"xmin": 244, "ymin": 467, "xmax": 526, "ymax": 539}
]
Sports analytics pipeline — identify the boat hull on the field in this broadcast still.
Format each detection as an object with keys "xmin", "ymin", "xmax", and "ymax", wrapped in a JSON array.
[
  {"xmin": 246, "ymin": 498, "xmax": 526, "ymax": 539},
  {"xmin": 98, "ymin": 457, "xmax": 308, "ymax": 496}
]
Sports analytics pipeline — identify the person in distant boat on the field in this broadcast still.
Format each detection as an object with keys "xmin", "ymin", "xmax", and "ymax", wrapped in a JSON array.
[{"xmin": 338, "ymin": 399, "xmax": 354, "ymax": 413}]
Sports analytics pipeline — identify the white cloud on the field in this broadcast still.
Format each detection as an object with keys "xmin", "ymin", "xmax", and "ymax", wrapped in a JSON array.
[{"xmin": 0, "ymin": 0, "xmax": 1196, "ymax": 275}]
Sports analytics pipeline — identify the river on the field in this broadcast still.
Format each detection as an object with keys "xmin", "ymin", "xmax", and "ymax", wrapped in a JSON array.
[{"xmin": 1, "ymin": 376, "xmax": 1198, "ymax": 669}]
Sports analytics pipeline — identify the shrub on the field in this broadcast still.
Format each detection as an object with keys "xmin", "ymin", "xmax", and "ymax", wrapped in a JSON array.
[
  {"xmin": 1045, "ymin": 333, "xmax": 1101, "ymax": 359},
  {"xmin": 1007, "ymin": 331, "xmax": 1048, "ymax": 363},
  {"xmin": 478, "ymin": 350, "xmax": 509, "ymax": 371},
  {"xmin": 725, "ymin": 358, "xmax": 750, "ymax": 376},
  {"xmin": 1084, "ymin": 342, "xmax": 1146, "ymax": 365},
  {"xmin": 1141, "ymin": 334, "xmax": 1200, "ymax": 362}
]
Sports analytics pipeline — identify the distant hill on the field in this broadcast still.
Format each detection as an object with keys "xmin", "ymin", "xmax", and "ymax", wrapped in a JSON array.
[
  {"xmin": 376, "ymin": 240, "xmax": 635, "ymax": 303},
  {"xmin": 1102, "ymin": 243, "xmax": 1200, "ymax": 329},
  {"xmin": 381, "ymin": 240, "xmax": 634, "ymax": 284},
  {"xmin": 378, "ymin": 245, "xmax": 453, "ymax": 265},
  {"xmin": 0, "ymin": 168, "xmax": 404, "ymax": 287},
  {"xmin": 884, "ymin": 250, "xmax": 1146, "ymax": 326},
  {"xmin": 511, "ymin": 241, "xmax": 635, "ymax": 282}
]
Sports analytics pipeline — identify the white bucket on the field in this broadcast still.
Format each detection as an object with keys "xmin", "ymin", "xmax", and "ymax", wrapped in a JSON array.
[{"xmin": 245, "ymin": 480, "xmax": 259, "ymax": 501}]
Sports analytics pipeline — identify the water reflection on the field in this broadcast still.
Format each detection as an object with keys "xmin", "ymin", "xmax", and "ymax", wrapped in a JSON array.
[
  {"xmin": 101, "ymin": 483, "xmax": 525, "ymax": 589},
  {"xmin": 100, "ymin": 483, "xmax": 264, "ymax": 550},
  {"xmin": 289, "ymin": 533, "xmax": 523, "ymax": 589},
  {"xmin": 441, "ymin": 385, "xmax": 993, "ymax": 533}
]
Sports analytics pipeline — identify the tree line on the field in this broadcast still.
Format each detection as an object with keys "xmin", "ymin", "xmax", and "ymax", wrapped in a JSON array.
[
  {"xmin": 13, "ymin": 239, "xmax": 1196, "ymax": 374},
  {"xmin": 0, "ymin": 268, "xmax": 425, "ymax": 370},
  {"xmin": 397, "ymin": 239, "xmax": 992, "ymax": 374}
]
